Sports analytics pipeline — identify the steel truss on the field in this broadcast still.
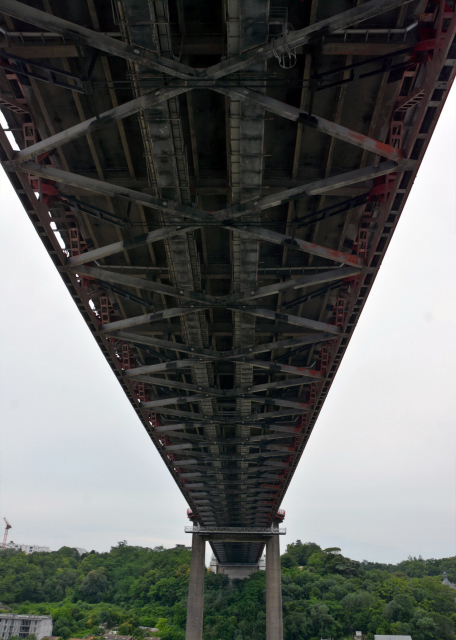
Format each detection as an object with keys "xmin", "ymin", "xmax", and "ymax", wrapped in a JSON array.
[
  {"xmin": 185, "ymin": 526, "xmax": 285, "ymax": 535},
  {"xmin": 1, "ymin": 0, "xmax": 455, "ymax": 566}
]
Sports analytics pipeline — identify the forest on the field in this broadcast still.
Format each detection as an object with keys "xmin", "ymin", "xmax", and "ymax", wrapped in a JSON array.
[{"xmin": 0, "ymin": 540, "xmax": 455, "ymax": 640}]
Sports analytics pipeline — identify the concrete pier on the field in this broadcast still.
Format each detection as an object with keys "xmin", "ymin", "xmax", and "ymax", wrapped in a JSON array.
[
  {"xmin": 185, "ymin": 533, "xmax": 206, "ymax": 640},
  {"xmin": 266, "ymin": 529, "xmax": 283, "ymax": 640},
  {"xmin": 185, "ymin": 520, "xmax": 285, "ymax": 639}
]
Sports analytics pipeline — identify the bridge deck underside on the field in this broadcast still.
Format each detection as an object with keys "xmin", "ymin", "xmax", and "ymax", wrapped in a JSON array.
[{"xmin": 1, "ymin": 0, "xmax": 455, "ymax": 564}]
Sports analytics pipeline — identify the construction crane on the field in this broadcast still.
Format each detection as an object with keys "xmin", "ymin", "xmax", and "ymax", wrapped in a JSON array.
[{"xmin": 2, "ymin": 518, "xmax": 11, "ymax": 549}]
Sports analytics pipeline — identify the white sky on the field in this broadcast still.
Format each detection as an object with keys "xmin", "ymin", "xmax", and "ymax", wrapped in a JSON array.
[{"xmin": 0, "ymin": 89, "xmax": 455, "ymax": 565}]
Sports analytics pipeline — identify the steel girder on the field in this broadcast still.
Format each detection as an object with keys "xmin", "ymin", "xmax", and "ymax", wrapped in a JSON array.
[{"xmin": 1, "ymin": 0, "xmax": 454, "ymax": 565}]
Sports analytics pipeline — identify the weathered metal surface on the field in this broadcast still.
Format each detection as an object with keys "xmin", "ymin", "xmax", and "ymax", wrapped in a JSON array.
[{"xmin": 1, "ymin": 0, "xmax": 454, "ymax": 567}]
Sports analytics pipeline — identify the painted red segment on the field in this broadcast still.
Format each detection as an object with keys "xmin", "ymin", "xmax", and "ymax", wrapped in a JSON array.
[
  {"xmin": 348, "ymin": 129, "xmax": 404, "ymax": 159},
  {"xmin": 295, "ymin": 237, "xmax": 365, "ymax": 267},
  {"xmin": 280, "ymin": 364, "xmax": 324, "ymax": 378}
]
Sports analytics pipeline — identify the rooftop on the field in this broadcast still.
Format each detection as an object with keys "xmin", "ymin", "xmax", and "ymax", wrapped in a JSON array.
[
  {"xmin": 374, "ymin": 635, "xmax": 412, "ymax": 640},
  {"xmin": 0, "ymin": 615, "xmax": 52, "ymax": 621}
]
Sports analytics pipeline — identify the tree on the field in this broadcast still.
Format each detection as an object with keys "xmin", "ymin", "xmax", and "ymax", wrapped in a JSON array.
[
  {"xmin": 77, "ymin": 570, "xmax": 109, "ymax": 603},
  {"xmin": 281, "ymin": 554, "xmax": 298, "ymax": 569}
]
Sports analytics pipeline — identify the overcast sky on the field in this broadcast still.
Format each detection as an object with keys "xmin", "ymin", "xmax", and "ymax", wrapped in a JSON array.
[{"xmin": 0, "ymin": 88, "xmax": 455, "ymax": 566}]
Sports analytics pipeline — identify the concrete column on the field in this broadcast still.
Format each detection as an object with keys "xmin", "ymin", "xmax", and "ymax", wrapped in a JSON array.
[
  {"xmin": 266, "ymin": 531, "xmax": 283, "ymax": 640},
  {"xmin": 185, "ymin": 533, "xmax": 206, "ymax": 640}
]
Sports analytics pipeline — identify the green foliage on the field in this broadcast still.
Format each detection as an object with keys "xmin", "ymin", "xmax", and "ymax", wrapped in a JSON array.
[{"xmin": 0, "ymin": 541, "xmax": 454, "ymax": 640}]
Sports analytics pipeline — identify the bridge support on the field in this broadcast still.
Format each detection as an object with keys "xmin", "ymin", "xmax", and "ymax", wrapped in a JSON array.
[
  {"xmin": 185, "ymin": 518, "xmax": 286, "ymax": 639},
  {"xmin": 266, "ymin": 523, "xmax": 283, "ymax": 640},
  {"xmin": 185, "ymin": 532, "xmax": 206, "ymax": 640}
]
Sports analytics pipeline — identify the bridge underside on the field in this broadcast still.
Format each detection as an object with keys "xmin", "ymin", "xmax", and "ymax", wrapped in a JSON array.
[{"xmin": 1, "ymin": 0, "xmax": 455, "ymax": 566}]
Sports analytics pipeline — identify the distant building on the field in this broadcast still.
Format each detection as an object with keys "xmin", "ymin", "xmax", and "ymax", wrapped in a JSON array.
[
  {"xmin": 442, "ymin": 571, "xmax": 456, "ymax": 590},
  {"xmin": 5, "ymin": 543, "xmax": 51, "ymax": 555},
  {"xmin": 209, "ymin": 553, "xmax": 266, "ymax": 580},
  {"xmin": 103, "ymin": 635, "xmax": 133, "ymax": 640},
  {"xmin": 374, "ymin": 636, "xmax": 412, "ymax": 640},
  {"xmin": 0, "ymin": 615, "xmax": 53, "ymax": 640},
  {"xmin": 3, "ymin": 543, "xmax": 87, "ymax": 556},
  {"xmin": 354, "ymin": 633, "xmax": 364, "ymax": 639}
]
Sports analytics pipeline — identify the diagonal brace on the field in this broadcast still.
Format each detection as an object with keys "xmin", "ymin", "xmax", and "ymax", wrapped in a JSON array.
[{"xmin": 214, "ymin": 86, "xmax": 404, "ymax": 162}]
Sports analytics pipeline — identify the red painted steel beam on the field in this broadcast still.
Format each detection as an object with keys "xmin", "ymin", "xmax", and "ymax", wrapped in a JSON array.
[
  {"xmin": 215, "ymin": 87, "xmax": 404, "ymax": 163},
  {"xmin": 230, "ymin": 226, "xmax": 365, "ymax": 268}
]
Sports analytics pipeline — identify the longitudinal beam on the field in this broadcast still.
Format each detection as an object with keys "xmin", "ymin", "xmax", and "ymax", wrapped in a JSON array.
[{"xmin": 215, "ymin": 87, "xmax": 404, "ymax": 162}]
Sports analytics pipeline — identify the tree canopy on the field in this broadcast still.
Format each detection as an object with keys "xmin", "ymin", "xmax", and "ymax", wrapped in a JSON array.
[{"xmin": 0, "ymin": 541, "xmax": 454, "ymax": 640}]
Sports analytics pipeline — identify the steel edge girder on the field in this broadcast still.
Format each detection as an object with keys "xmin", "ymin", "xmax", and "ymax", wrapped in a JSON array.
[
  {"xmin": 0, "ymin": 129, "xmax": 205, "ymax": 520},
  {"xmin": 263, "ymin": 6, "xmax": 456, "ymax": 520}
]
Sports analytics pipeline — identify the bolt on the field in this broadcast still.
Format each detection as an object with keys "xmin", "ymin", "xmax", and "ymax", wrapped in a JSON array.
[{"xmin": 134, "ymin": 48, "xmax": 140, "ymax": 54}]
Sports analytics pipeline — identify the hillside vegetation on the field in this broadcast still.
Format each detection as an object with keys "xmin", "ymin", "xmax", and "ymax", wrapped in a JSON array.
[{"xmin": 0, "ymin": 541, "xmax": 455, "ymax": 640}]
